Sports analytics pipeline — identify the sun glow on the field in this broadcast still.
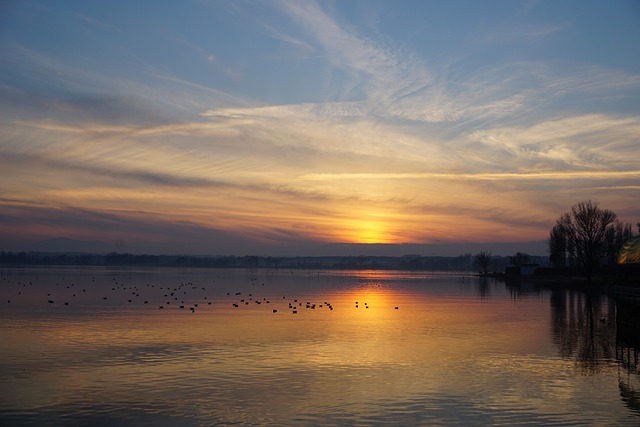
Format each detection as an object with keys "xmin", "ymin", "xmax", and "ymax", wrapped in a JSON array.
[{"xmin": 342, "ymin": 213, "xmax": 395, "ymax": 244}]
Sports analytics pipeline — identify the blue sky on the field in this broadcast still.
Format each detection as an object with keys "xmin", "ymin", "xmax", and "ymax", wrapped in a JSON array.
[{"xmin": 1, "ymin": 0, "xmax": 639, "ymax": 256}]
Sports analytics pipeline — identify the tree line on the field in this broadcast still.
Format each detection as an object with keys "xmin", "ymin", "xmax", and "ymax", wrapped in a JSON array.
[
  {"xmin": 0, "ymin": 251, "xmax": 545, "ymax": 271},
  {"xmin": 475, "ymin": 200, "xmax": 639, "ymax": 282}
]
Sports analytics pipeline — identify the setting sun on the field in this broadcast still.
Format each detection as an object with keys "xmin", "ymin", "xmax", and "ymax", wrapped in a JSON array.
[{"xmin": 342, "ymin": 213, "xmax": 395, "ymax": 244}]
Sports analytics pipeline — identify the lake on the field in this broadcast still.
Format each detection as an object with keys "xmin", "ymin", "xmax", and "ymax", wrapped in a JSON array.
[{"xmin": 1, "ymin": 266, "xmax": 639, "ymax": 426}]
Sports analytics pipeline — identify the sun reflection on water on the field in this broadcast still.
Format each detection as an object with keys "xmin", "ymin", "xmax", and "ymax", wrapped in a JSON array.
[{"xmin": 1, "ymin": 267, "xmax": 638, "ymax": 426}]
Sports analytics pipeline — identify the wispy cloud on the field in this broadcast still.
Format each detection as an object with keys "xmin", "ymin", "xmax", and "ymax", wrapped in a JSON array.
[
  {"xmin": 467, "ymin": 114, "xmax": 640, "ymax": 170},
  {"xmin": 274, "ymin": 0, "xmax": 435, "ymax": 115},
  {"xmin": 479, "ymin": 22, "xmax": 569, "ymax": 45},
  {"xmin": 267, "ymin": 0, "xmax": 639, "ymax": 135},
  {"xmin": 263, "ymin": 23, "xmax": 315, "ymax": 54},
  {"xmin": 299, "ymin": 170, "xmax": 640, "ymax": 182},
  {"xmin": 0, "ymin": 40, "xmax": 249, "ymax": 123}
]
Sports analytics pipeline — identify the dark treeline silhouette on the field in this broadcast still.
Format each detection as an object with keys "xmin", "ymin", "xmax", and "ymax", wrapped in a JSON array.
[
  {"xmin": 0, "ymin": 251, "xmax": 548, "ymax": 271},
  {"xmin": 548, "ymin": 200, "xmax": 636, "ymax": 282}
]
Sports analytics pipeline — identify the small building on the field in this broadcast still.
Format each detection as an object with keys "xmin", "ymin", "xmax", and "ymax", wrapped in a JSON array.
[
  {"xmin": 618, "ymin": 236, "xmax": 640, "ymax": 265},
  {"xmin": 519, "ymin": 263, "xmax": 540, "ymax": 276},
  {"xmin": 618, "ymin": 236, "xmax": 640, "ymax": 286}
]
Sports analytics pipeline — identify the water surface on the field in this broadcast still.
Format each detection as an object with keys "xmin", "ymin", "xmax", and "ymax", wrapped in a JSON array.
[{"xmin": 1, "ymin": 267, "xmax": 638, "ymax": 426}]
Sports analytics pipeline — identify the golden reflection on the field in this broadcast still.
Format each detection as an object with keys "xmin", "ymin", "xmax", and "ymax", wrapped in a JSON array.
[
  {"xmin": 5, "ymin": 268, "xmax": 633, "ymax": 425},
  {"xmin": 339, "ymin": 286, "xmax": 395, "ymax": 312}
]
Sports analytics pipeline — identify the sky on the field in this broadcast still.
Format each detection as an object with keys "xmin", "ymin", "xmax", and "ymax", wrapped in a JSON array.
[{"xmin": 1, "ymin": 0, "xmax": 639, "ymax": 257}]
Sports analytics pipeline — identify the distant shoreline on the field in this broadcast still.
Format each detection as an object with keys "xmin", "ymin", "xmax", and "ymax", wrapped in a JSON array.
[{"xmin": 0, "ymin": 250, "xmax": 549, "ymax": 272}]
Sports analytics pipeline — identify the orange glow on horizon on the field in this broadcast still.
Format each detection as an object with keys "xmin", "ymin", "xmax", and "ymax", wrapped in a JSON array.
[
  {"xmin": 344, "ymin": 219, "xmax": 389, "ymax": 244},
  {"xmin": 339, "ymin": 211, "xmax": 400, "ymax": 244}
]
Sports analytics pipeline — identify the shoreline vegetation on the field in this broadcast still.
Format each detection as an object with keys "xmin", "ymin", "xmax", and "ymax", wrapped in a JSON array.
[
  {"xmin": 2, "ymin": 250, "xmax": 638, "ymax": 287},
  {"xmin": 0, "ymin": 250, "xmax": 546, "ymax": 271}
]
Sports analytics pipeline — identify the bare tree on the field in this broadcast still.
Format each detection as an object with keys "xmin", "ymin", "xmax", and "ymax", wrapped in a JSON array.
[
  {"xmin": 551, "ymin": 200, "xmax": 618, "ymax": 282},
  {"xmin": 548, "ymin": 225, "xmax": 567, "ymax": 268},
  {"xmin": 508, "ymin": 252, "xmax": 530, "ymax": 267},
  {"xmin": 474, "ymin": 250, "xmax": 492, "ymax": 276}
]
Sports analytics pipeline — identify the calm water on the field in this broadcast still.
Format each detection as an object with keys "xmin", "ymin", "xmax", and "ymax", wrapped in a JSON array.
[{"xmin": 1, "ymin": 266, "xmax": 638, "ymax": 426}]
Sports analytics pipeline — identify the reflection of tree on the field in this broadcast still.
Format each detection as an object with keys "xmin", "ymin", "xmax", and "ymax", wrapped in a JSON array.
[
  {"xmin": 505, "ymin": 280, "xmax": 542, "ymax": 300},
  {"xmin": 478, "ymin": 277, "xmax": 490, "ymax": 298},
  {"xmin": 551, "ymin": 288, "xmax": 640, "ymax": 416},
  {"xmin": 549, "ymin": 288, "xmax": 616, "ymax": 372},
  {"xmin": 617, "ymin": 300, "xmax": 640, "ymax": 374},
  {"xmin": 618, "ymin": 341, "xmax": 640, "ymax": 416},
  {"xmin": 616, "ymin": 296, "xmax": 640, "ymax": 416},
  {"xmin": 619, "ymin": 378, "xmax": 640, "ymax": 416}
]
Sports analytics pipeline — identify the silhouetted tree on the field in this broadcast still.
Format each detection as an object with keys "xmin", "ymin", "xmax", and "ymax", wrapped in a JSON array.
[
  {"xmin": 548, "ymin": 225, "xmax": 567, "ymax": 268},
  {"xmin": 508, "ymin": 252, "xmax": 530, "ymax": 267},
  {"xmin": 606, "ymin": 221, "xmax": 633, "ymax": 265},
  {"xmin": 551, "ymin": 200, "xmax": 618, "ymax": 282},
  {"xmin": 474, "ymin": 250, "xmax": 492, "ymax": 276}
]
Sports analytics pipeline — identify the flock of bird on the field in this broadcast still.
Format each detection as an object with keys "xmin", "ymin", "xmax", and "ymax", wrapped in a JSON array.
[{"xmin": 2, "ymin": 273, "xmax": 399, "ymax": 315}]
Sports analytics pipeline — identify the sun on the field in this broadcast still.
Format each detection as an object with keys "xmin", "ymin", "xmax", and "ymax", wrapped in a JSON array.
[
  {"xmin": 343, "ymin": 214, "xmax": 394, "ymax": 244},
  {"xmin": 356, "ymin": 222, "xmax": 388, "ymax": 243}
]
